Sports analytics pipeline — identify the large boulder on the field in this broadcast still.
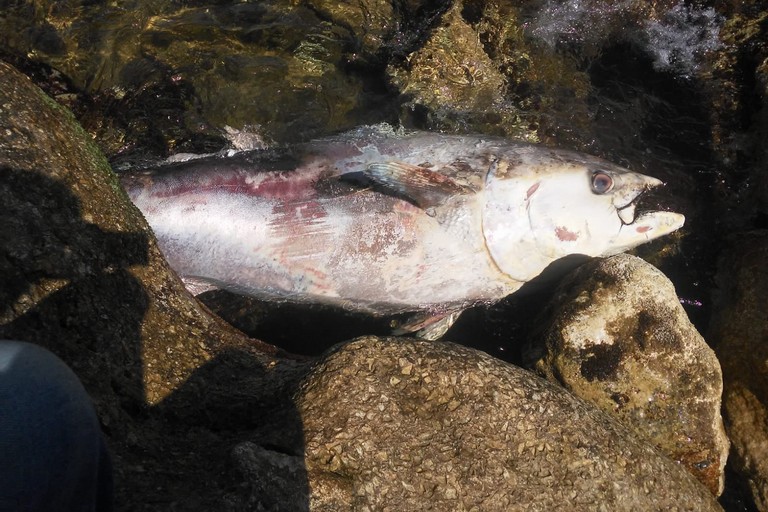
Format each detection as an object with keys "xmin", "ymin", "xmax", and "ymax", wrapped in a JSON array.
[
  {"xmin": 530, "ymin": 254, "xmax": 728, "ymax": 496},
  {"xmin": 0, "ymin": 60, "xmax": 285, "ymax": 410},
  {"xmin": 710, "ymin": 232, "xmax": 768, "ymax": 511},
  {"xmin": 233, "ymin": 336, "xmax": 724, "ymax": 511},
  {"xmin": 0, "ymin": 59, "xmax": 313, "ymax": 509}
]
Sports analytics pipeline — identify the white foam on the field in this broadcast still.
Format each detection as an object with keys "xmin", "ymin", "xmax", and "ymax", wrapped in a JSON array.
[
  {"xmin": 642, "ymin": 3, "xmax": 722, "ymax": 76},
  {"xmin": 526, "ymin": 0, "xmax": 722, "ymax": 77}
]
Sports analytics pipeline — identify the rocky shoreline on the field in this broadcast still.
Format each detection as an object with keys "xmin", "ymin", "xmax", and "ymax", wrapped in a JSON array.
[{"xmin": 2, "ymin": 1, "xmax": 768, "ymax": 510}]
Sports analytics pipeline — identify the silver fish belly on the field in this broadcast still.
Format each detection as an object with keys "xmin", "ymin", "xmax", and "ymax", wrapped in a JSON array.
[{"xmin": 122, "ymin": 125, "xmax": 684, "ymax": 337}]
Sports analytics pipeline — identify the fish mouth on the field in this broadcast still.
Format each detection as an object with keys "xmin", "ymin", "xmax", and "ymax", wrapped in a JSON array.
[
  {"xmin": 614, "ymin": 174, "xmax": 664, "ymax": 226},
  {"xmin": 614, "ymin": 174, "xmax": 663, "ymax": 226},
  {"xmin": 613, "ymin": 175, "xmax": 685, "ymax": 244},
  {"xmin": 617, "ymin": 201, "xmax": 639, "ymax": 225}
]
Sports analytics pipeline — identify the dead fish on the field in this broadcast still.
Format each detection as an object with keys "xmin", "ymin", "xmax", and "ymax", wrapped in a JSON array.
[{"xmin": 121, "ymin": 125, "xmax": 684, "ymax": 339}]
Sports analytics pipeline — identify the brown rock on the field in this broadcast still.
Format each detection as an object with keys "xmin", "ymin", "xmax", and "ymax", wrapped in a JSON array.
[
  {"xmin": 0, "ymin": 59, "xmax": 281, "ymax": 408},
  {"xmin": 286, "ymin": 336, "xmax": 723, "ymax": 511},
  {"xmin": 0, "ymin": 58, "xmax": 312, "ymax": 510},
  {"xmin": 303, "ymin": 0, "xmax": 398, "ymax": 58},
  {"xmin": 711, "ymin": 231, "xmax": 768, "ymax": 511},
  {"xmin": 531, "ymin": 254, "xmax": 728, "ymax": 496},
  {"xmin": 387, "ymin": 2, "xmax": 537, "ymax": 140}
]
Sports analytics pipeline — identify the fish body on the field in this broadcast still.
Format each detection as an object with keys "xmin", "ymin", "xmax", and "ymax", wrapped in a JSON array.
[{"xmin": 122, "ymin": 126, "xmax": 684, "ymax": 336}]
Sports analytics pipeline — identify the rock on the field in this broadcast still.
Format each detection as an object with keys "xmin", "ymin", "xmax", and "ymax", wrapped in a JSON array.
[
  {"xmin": 710, "ymin": 231, "xmax": 768, "ymax": 511},
  {"xmin": 387, "ymin": 3, "xmax": 516, "ymax": 135},
  {"xmin": 0, "ymin": 60, "xmax": 287, "ymax": 408},
  {"xmin": 232, "ymin": 442, "xmax": 309, "ymax": 512},
  {"xmin": 0, "ymin": 0, "xmax": 390, "ymax": 151},
  {"xmin": 138, "ymin": 1, "xmax": 367, "ymax": 142},
  {"xmin": 705, "ymin": 5, "xmax": 768, "ymax": 213},
  {"xmin": 756, "ymin": 59, "xmax": 768, "ymax": 217},
  {"xmin": 302, "ymin": 0, "xmax": 406, "ymax": 60},
  {"xmin": 529, "ymin": 254, "xmax": 728, "ymax": 496},
  {"xmin": 0, "ymin": 59, "xmax": 313, "ymax": 509},
  {"xmin": 388, "ymin": 0, "xmax": 694, "ymax": 146},
  {"xmin": 274, "ymin": 336, "xmax": 723, "ymax": 511}
]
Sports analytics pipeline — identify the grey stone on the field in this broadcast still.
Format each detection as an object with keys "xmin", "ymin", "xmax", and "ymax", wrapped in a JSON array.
[
  {"xmin": 291, "ymin": 336, "xmax": 722, "ymax": 511},
  {"xmin": 232, "ymin": 442, "xmax": 309, "ymax": 512},
  {"xmin": 531, "ymin": 254, "xmax": 727, "ymax": 496}
]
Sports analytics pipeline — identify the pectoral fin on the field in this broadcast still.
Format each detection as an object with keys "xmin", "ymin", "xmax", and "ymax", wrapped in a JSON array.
[
  {"xmin": 181, "ymin": 276, "xmax": 219, "ymax": 296},
  {"xmin": 364, "ymin": 162, "xmax": 472, "ymax": 209},
  {"xmin": 393, "ymin": 309, "xmax": 464, "ymax": 340}
]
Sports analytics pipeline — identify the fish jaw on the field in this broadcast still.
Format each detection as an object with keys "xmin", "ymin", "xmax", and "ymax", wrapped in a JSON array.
[
  {"xmin": 612, "ymin": 173, "xmax": 663, "ymax": 212},
  {"xmin": 608, "ymin": 210, "xmax": 685, "ymax": 254},
  {"xmin": 607, "ymin": 173, "xmax": 685, "ymax": 252}
]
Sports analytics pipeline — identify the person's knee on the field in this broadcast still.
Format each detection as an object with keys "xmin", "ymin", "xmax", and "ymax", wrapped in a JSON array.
[
  {"xmin": 0, "ymin": 340, "xmax": 113, "ymax": 512},
  {"xmin": 1, "ymin": 341, "xmax": 90, "ymax": 401}
]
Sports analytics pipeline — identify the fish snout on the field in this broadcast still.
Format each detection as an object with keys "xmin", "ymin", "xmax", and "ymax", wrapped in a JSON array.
[
  {"xmin": 630, "ymin": 210, "xmax": 686, "ymax": 236},
  {"xmin": 611, "ymin": 210, "xmax": 685, "ymax": 253}
]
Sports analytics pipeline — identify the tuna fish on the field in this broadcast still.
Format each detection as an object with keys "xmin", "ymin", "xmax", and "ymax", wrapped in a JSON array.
[{"xmin": 122, "ymin": 125, "xmax": 684, "ymax": 339}]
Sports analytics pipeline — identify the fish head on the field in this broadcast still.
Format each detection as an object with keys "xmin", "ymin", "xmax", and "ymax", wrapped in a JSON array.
[{"xmin": 481, "ymin": 149, "xmax": 685, "ymax": 283}]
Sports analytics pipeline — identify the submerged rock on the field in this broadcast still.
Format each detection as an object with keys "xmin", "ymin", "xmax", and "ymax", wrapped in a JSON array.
[
  {"xmin": 139, "ymin": 1, "xmax": 367, "ymax": 142},
  {"xmin": 270, "ymin": 336, "xmax": 723, "ymax": 511},
  {"xmin": 530, "ymin": 254, "xmax": 728, "ymax": 496},
  {"xmin": 706, "ymin": 5, "xmax": 768, "ymax": 217},
  {"xmin": 711, "ymin": 232, "xmax": 768, "ymax": 511},
  {"xmin": 387, "ymin": 3, "xmax": 520, "ymax": 137},
  {"xmin": 0, "ymin": 0, "xmax": 392, "ymax": 154}
]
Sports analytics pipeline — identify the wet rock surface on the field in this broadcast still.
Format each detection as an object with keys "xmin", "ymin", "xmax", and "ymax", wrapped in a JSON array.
[
  {"xmin": 711, "ymin": 232, "xmax": 768, "ymax": 511},
  {"xmin": 0, "ymin": 60, "xmax": 309, "ymax": 510},
  {"xmin": 0, "ymin": 0, "xmax": 435, "ymax": 157},
  {"xmin": 283, "ymin": 336, "xmax": 722, "ymax": 511},
  {"xmin": 530, "ymin": 254, "xmax": 728, "ymax": 495},
  {"xmin": 387, "ymin": 2, "xmax": 522, "ymax": 138}
]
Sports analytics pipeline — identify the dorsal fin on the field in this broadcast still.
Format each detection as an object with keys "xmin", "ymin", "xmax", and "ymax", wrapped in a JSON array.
[{"xmin": 364, "ymin": 161, "xmax": 473, "ymax": 209}]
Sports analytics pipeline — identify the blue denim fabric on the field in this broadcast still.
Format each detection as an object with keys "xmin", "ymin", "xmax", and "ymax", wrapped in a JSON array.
[{"xmin": 0, "ymin": 341, "xmax": 113, "ymax": 512}]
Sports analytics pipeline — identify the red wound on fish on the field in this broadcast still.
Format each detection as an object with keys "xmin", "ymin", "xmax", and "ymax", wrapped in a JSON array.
[
  {"xmin": 526, "ymin": 182, "xmax": 540, "ymax": 200},
  {"xmin": 147, "ymin": 168, "xmax": 323, "ymax": 202},
  {"xmin": 636, "ymin": 225, "xmax": 652, "ymax": 233},
  {"xmin": 555, "ymin": 226, "xmax": 579, "ymax": 241}
]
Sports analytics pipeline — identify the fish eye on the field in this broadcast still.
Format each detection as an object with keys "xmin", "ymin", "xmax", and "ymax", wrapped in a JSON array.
[{"xmin": 591, "ymin": 171, "xmax": 614, "ymax": 194}]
